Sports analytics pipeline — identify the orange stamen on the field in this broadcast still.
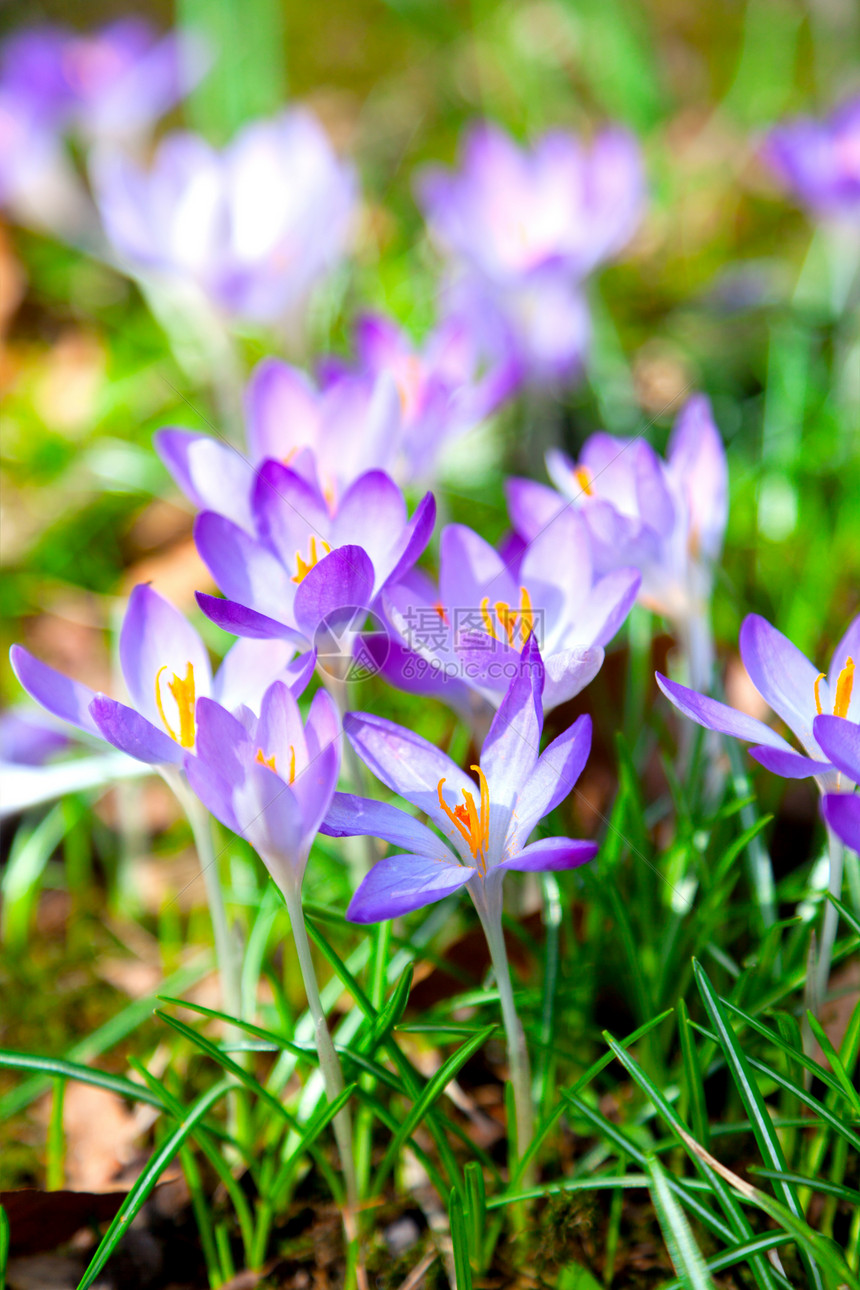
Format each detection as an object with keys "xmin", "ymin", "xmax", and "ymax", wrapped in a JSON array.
[
  {"xmin": 255, "ymin": 748, "xmax": 277, "ymax": 771},
  {"xmin": 834, "ymin": 657, "xmax": 855, "ymax": 719},
  {"xmin": 814, "ymin": 672, "xmax": 826, "ymax": 716},
  {"xmin": 292, "ymin": 535, "xmax": 332, "ymax": 584},
  {"xmin": 437, "ymin": 767, "xmax": 490, "ymax": 873},
  {"xmin": 480, "ymin": 597, "xmax": 497, "ymax": 640},
  {"xmin": 434, "ymin": 601, "xmax": 450, "ymax": 625},
  {"xmin": 574, "ymin": 465, "xmax": 594, "ymax": 497},
  {"xmin": 155, "ymin": 662, "xmax": 196, "ymax": 748},
  {"xmin": 482, "ymin": 587, "xmax": 534, "ymax": 649}
]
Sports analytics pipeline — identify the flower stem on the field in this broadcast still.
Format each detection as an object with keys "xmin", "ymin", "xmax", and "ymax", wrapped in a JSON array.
[
  {"xmin": 474, "ymin": 885, "xmax": 534, "ymax": 1179},
  {"xmin": 280, "ymin": 878, "xmax": 358, "ymax": 1212},
  {"xmin": 816, "ymin": 825, "xmax": 844, "ymax": 1006}
]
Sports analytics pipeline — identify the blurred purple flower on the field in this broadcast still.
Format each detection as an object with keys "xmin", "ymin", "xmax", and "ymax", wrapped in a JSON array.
[
  {"xmin": 323, "ymin": 310, "xmax": 519, "ymax": 482},
  {"xmin": 0, "ymin": 708, "xmax": 70, "ymax": 766},
  {"xmin": 374, "ymin": 512, "xmax": 639, "ymax": 720},
  {"xmin": 185, "ymin": 681, "xmax": 341, "ymax": 890},
  {"xmin": 10, "ymin": 584, "xmax": 313, "ymax": 768},
  {"xmin": 657, "ymin": 613, "xmax": 859, "ymax": 788},
  {"xmin": 194, "ymin": 466, "xmax": 435, "ymax": 656},
  {"xmin": 91, "ymin": 108, "xmax": 357, "ymax": 325},
  {"xmin": 764, "ymin": 97, "xmax": 860, "ymax": 219},
  {"xmin": 417, "ymin": 121, "xmax": 645, "ymax": 382},
  {"xmin": 508, "ymin": 395, "xmax": 727, "ymax": 686},
  {"xmin": 156, "ymin": 358, "xmax": 401, "ymax": 531},
  {"xmin": 322, "ymin": 636, "xmax": 596, "ymax": 922},
  {"xmin": 816, "ymin": 715, "xmax": 860, "ymax": 852}
]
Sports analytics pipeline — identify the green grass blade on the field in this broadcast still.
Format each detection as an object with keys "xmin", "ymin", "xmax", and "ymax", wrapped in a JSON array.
[
  {"xmin": 677, "ymin": 1000, "xmax": 709, "ymax": 1151},
  {"xmin": 371, "ymin": 1024, "xmax": 496, "ymax": 1195},
  {"xmin": 805, "ymin": 1011, "xmax": 860, "ymax": 1114},
  {"xmin": 646, "ymin": 1156, "xmax": 715, "ymax": 1290},
  {"xmin": 0, "ymin": 1049, "xmax": 165, "ymax": 1111},
  {"xmin": 0, "ymin": 1203, "xmax": 9, "ymax": 1289},
  {"xmin": 719, "ymin": 998, "xmax": 853, "ymax": 1106},
  {"xmin": 662, "ymin": 1232, "xmax": 794, "ymax": 1289},
  {"xmin": 76, "ymin": 1080, "xmax": 233, "ymax": 1290},
  {"xmin": 692, "ymin": 961, "xmax": 825, "ymax": 1290},
  {"xmin": 751, "ymin": 1167, "xmax": 860, "ymax": 1206},
  {"xmin": 826, "ymin": 891, "xmax": 860, "ymax": 937},
  {"xmin": 449, "ymin": 1188, "xmax": 473, "ymax": 1290}
]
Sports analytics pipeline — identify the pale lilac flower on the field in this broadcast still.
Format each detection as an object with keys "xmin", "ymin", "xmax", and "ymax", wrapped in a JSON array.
[
  {"xmin": 373, "ymin": 512, "xmax": 639, "ymax": 721},
  {"xmin": 156, "ymin": 357, "xmax": 401, "ymax": 532},
  {"xmin": 508, "ymin": 396, "xmax": 727, "ymax": 686},
  {"xmin": 10, "ymin": 584, "xmax": 314, "ymax": 769},
  {"xmin": 764, "ymin": 97, "xmax": 860, "ymax": 218},
  {"xmin": 657, "ymin": 613, "xmax": 859, "ymax": 789},
  {"xmin": 91, "ymin": 108, "xmax": 357, "ymax": 325},
  {"xmin": 417, "ymin": 121, "xmax": 644, "ymax": 381},
  {"xmin": 323, "ymin": 310, "xmax": 519, "ymax": 482},
  {"xmin": 194, "ymin": 465, "xmax": 435, "ymax": 656},
  {"xmin": 321, "ymin": 636, "xmax": 596, "ymax": 922},
  {"xmin": 816, "ymin": 715, "xmax": 860, "ymax": 853}
]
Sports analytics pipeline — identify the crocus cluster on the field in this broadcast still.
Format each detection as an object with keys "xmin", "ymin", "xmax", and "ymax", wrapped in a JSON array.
[{"xmin": 418, "ymin": 122, "xmax": 645, "ymax": 383}]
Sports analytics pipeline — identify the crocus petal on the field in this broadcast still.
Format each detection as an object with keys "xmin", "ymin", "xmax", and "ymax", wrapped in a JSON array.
[
  {"xmin": 194, "ymin": 511, "xmax": 296, "ymax": 624},
  {"xmin": 119, "ymin": 584, "xmax": 213, "ymax": 730},
  {"xmin": 320, "ymin": 791, "xmax": 444, "ymax": 858},
  {"xmin": 509, "ymin": 714, "xmax": 592, "ymax": 847},
  {"xmin": 748, "ymin": 745, "xmax": 831, "ymax": 779},
  {"xmin": 343, "ymin": 710, "xmax": 476, "ymax": 848},
  {"xmin": 292, "ymin": 544, "xmax": 375, "ymax": 643},
  {"xmin": 213, "ymin": 638, "xmax": 311, "ymax": 711},
  {"xmin": 194, "ymin": 696, "xmax": 254, "ymax": 782},
  {"xmin": 655, "ymin": 674, "xmax": 795, "ymax": 750},
  {"xmin": 570, "ymin": 568, "xmax": 641, "ymax": 648},
  {"xmin": 739, "ymin": 614, "xmax": 820, "ymax": 749},
  {"xmin": 812, "ymin": 715, "xmax": 860, "ymax": 784},
  {"xmin": 821, "ymin": 792, "xmax": 860, "ymax": 853},
  {"xmin": 244, "ymin": 357, "xmax": 320, "ymax": 462},
  {"xmin": 506, "ymin": 476, "xmax": 567, "ymax": 543},
  {"xmin": 347, "ymin": 854, "xmax": 475, "ymax": 923},
  {"xmin": 89, "ymin": 695, "xmax": 183, "ymax": 765},
  {"xmin": 232, "ymin": 761, "xmax": 305, "ymax": 879},
  {"xmin": 256, "ymin": 680, "xmax": 309, "ymax": 778},
  {"xmin": 196, "ymin": 593, "xmax": 306, "ymax": 646},
  {"xmin": 252, "ymin": 459, "xmax": 330, "ymax": 567},
  {"xmin": 541, "ymin": 647, "xmax": 604, "ymax": 712},
  {"xmin": 184, "ymin": 754, "xmax": 241, "ymax": 835},
  {"xmin": 9, "ymin": 645, "xmax": 100, "ymax": 737},
  {"xmin": 155, "ymin": 428, "xmax": 255, "ymax": 531},
  {"xmin": 292, "ymin": 695, "xmax": 341, "ymax": 843},
  {"xmin": 332, "ymin": 470, "xmax": 407, "ymax": 574},
  {"xmin": 481, "ymin": 635, "xmax": 545, "ymax": 857},
  {"xmin": 384, "ymin": 491, "xmax": 437, "ymax": 591},
  {"xmin": 494, "ymin": 836, "xmax": 597, "ymax": 873}
]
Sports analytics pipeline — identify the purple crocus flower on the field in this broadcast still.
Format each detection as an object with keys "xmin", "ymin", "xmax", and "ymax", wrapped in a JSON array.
[
  {"xmin": 91, "ymin": 108, "xmax": 357, "ymax": 325},
  {"xmin": 815, "ymin": 715, "xmax": 860, "ymax": 854},
  {"xmin": 764, "ymin": 97, "xmax": 860, "ymax": 219},
  {"xmin": 321, "ymin": 636, "xmax": 596, "ymax": 922},
  {"xmin": 656, "ymin": 613, "xmax": 858, "ymax": 789},
  {"xmin": 184, "ymin": 681, "xmax": 341, "ymax": 892},
  {"xmin": 194, "ymin": 465, "xmax": 435, "ymax": 659},
  {"xmin": 155, "ymin": 357, "xmax": 401, "ymax": 533},
  {"xmin": 10, "ymin": 584, "xmax": 314, "ymax": 769},
  {"xmin": 374, "ymin": 512, "xmax": 639, "ymax": 722},
  {"xmin": 508, "ymin": 396, "xmax": 728, "ymax": 687},
  {"xmin": 417, "ymin": 121, "xmax": 644, "ymax": 381},
  {"xmin": 323, "ymin": 310, "xmax": 519, "ymax": 483}
]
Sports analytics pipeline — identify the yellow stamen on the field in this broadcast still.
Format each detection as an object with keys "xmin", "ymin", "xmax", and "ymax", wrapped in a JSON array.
[
  {"xmin": 482, "ymin": 587, "xmax": 534, "ymax": 649},
  {"xmin": 834, "ymin": 657, "xmax": 855, "ymax": 719},
  {"xmin": 288, "ymin": 745, "xmax": 296, "ymax": 784},
  {"xmin": 255, "ymin": 748, "xmax": 277, "ymax": 771},
  {"xmin": 814, "ymin": 672, "xmax": 826, "ymax": 716},
  {"xmin": 292, "ymin": 535, "xmax": 332, "ymax": 584},
  {"xmin": 434, "ymin": 601, "xmax": 449, "ymax": 625},
  {"xmin": 574, "ymin": 465, "xmax": 594, "ymax": 497},
  {"xmin": 480, "ymin": 597, "xmax": 497, "ymax": 640},
  {"xmin": 437, "ymin": 767, "xmax": 490, "ymax": 873},
  {"xmin": 155, "ymin": 662, "xmax": 196, "ymax": 748}
]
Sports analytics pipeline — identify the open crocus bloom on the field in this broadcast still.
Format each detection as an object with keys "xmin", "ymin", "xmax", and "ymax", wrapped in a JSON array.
[
  {"xmin": 183, "ymin": 681, "xmax": 341, "ymax": 891},
  {"xmin": 155, "ymin": 358, "xmax": 402, "ymax": 535},
  {"xmin": 10, "ymin": 584, "xmax": 314, "ymax": 769},
  {"xmin": 815, "ymin": 715, "xmax": 860, "ymax": 853},
  {"xmin": 194, "ymin": 465, "xmax": 435, "ymax": 655},
  {"xmin": 326, "ymin": 310, "xmax": 519, "ymax": 483},
  {"xmin": 657, "ymin": 613, "xmax": 859, "ymax": 789},
  {"xmin": 375, "ymin": 513, "xmax": 639, "ymax": 719},
  {"xmin": 91, "ymin": 108, "xmax": 356, "ymax": 324},
  {"xmin": 507, "ymin": 395, "xmax": 728, "ymax": 627},
  {"xmin": 763, "ymin": 96, "xmax": 860, "ymax": 219},
  {"xmin": 321, "ymin": 636, "xmax": 597, "ymax": 922}
]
